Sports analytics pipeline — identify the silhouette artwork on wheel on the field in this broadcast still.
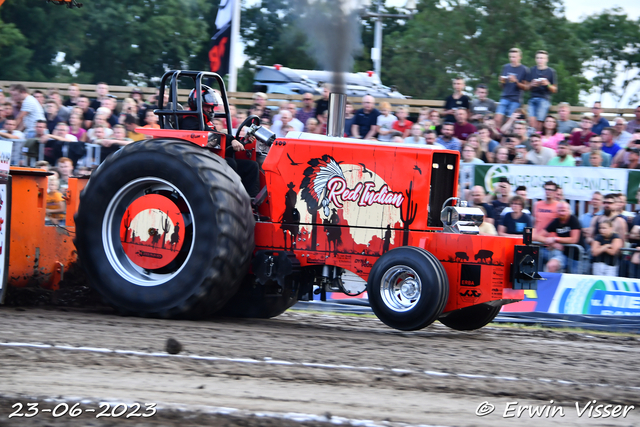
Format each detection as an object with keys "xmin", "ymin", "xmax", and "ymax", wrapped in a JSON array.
[{"xmin": 170, "ymin": 223, "xmax": 180, "ymax": 252}]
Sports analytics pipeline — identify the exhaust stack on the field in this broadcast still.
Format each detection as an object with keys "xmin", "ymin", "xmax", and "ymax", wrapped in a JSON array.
[{"xmin": 327, "ymin": 92, "xmax": 347, "ymax": 137}]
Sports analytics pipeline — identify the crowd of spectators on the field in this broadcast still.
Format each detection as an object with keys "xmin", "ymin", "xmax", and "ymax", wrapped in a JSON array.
[
  {"xmin": 1, "ymin": 46, "xmax": 640, "ymax": 273},
  {"xmin": 469, "ymin": 178, "xmax": 640, "ymax": 278}
]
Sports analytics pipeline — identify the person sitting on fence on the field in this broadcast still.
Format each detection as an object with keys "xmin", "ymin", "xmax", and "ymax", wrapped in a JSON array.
[
  {"xmin": 591, "ymin": 219, "xmax": 623, "ymax": 276},
  {"xmin": 539, "ymin": 202, "xmax": 583, "ymax": 273}
]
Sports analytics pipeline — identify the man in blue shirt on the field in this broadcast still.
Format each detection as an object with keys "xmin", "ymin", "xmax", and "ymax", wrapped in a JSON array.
[
  {"xmin": 495, "ymin": 48, "xmax": 529, "ymax": 128},
  {"xmin": 601, "ymin": 127, "xmax": 621, "ymax": 158},
  {"xmin": 528, "ymin": 50, "xmax": 557, "ymax": 132},
  {"xmin": 590, "ymin": 102, "xmax": 610, "ymax": 135},
  {"xmin": 351, "ymin": 95, "xmax": 380, "ymax": 139}
]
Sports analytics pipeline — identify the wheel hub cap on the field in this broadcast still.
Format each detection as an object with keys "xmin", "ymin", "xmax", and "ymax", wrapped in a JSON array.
[{"xmin": 120, "ymin": 194, "xmax": 185, "ymax": 269}]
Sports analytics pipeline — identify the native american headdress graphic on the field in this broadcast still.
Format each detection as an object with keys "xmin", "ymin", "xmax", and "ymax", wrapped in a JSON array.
[{"xmin": 301, "ymin": 155, "xmax": 345, "ymax": 217}]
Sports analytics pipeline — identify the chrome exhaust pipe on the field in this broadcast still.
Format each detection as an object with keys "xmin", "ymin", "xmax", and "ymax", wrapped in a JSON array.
[{"xmin": 327, "ymin": 92, "xmax": 347, "ymax": 137}]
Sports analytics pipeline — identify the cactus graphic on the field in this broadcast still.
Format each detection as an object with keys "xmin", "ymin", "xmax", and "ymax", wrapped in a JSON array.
[{"xmin": 400, "ymin": 181, "xmax": 417, "ymax": 246}]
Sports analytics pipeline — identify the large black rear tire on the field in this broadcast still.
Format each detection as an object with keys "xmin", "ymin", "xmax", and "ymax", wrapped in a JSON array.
[
  {"xmin": 74, "ymin": 139, "xmax": 255, "ymax": 318},
  {"xmin": 367, "ymin": 246, "xmax": 448, "ymax": 331},
  {"xmin": 439, "ymin": 303, "xmax": 501, "ymax": 331}
]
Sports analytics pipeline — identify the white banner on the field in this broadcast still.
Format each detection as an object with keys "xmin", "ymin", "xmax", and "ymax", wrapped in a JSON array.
[{"xmin": 480, "ymin": 164, "xmax": 628, "ymax": 201}]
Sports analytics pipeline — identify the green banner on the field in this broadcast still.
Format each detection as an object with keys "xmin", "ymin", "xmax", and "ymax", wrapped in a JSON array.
[{"xmin": 627, "ymin": 171, "xmax": 640, "ymax": 203}]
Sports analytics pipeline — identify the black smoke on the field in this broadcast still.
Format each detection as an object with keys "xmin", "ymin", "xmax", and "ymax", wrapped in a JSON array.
[{"xmin": 293, "ymin": 0, "xmax": 363, "ymax": 94}]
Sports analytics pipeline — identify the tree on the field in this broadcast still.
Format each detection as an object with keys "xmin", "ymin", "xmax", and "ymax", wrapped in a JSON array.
[
  {"xmin": 0, "ymin": 18, "xmax": 32, "ymax": 81},
  {"xmin": 382, "ymin": 0, "xmax": 591, "ymax": 105},
  {"xmin": 240, "ymin": 0, "xmax": 317, "ymax": 70},
  {"xmin": 577, "ymin": 8, "xmax": 640, "ymax": 107},
  {"xmin": 1, "ymin": 0, "xmax": 213, "ymax": 85}
]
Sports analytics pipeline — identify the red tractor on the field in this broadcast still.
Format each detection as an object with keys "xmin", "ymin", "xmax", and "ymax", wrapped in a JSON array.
[{"xmin": 73, "ymin": 71, "xmax": 541, "ymax": 331}]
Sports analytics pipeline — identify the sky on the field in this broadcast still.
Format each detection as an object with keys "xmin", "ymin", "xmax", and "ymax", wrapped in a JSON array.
[{"xmin": 237, "ymin": 0, "xmax": 640, "ymax": 107}]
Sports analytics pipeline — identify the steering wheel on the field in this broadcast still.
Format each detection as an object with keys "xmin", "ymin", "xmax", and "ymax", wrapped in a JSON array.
[{"xmin": 235, "ymin": 114, "xmax": 261, "ymax": 143}]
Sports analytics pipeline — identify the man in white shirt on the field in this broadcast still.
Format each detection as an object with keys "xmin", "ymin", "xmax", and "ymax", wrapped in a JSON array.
[
  {"xmin": 9, "ymin": 84, "xmax": 45, "ymax": 138},
  {"xmin": 525, "ymin": 134, "xmax": 554, "ymax": 165}
]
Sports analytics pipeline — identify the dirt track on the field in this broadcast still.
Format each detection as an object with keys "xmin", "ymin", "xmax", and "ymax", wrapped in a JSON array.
[{"xmin": 0, "ymin": 305, "xmax": 639, "ymax": 427}]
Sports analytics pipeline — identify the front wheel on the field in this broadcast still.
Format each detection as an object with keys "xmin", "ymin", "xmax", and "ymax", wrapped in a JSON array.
[
  {"xmin": 74, "ymin": 139, "xmax": 255, "ymax": 318},
  {"xmin": 367, "ymin": 247, "xmax": 448, "ymax": 331},
  {"xmin": 439, "ymin": 303, "xmax": 501, "ymax": 331}
]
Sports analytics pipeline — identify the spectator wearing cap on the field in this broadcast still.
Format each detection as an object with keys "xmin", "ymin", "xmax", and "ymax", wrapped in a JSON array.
[
  {"xmin": 556, "ymin": 102, "xmax": 579, "ymax": 134},
  {"xmin": 526, "ymin": 134, "xmax": 554, "ymax": 165},
  {"xmin": 626, "ymin": 105, "xmax": 640, "ymax": 134},
  {"xmin": 124, "ymin": 115, "xmax": 146, "ymax": 141},
  {"xmin": 443, "ymin": 77, "xmax": 470, "ymax": 123},
  {"xmin": 296, "ymin": 94, "xmax": 316, "ymax": 131},
  {"xmin": 601, "ymin": 127, "xmax": 621, "ymax": 158},
  {"xmin": 547, "ymin": 140, "xmax": 575, "ymax": 166},
  {"xmin": 569, "ymin": 115, "xmax": 596, "ymax": 157},
  {"xmin": 469, "ymin": 84, "xmax": 496, "ymax": 126},
  {"xmin": 90, "ymin": 82, "xmax": 110, "ymax": 111},
  {"xmin": 590, "ymin": 102, "xmax": 610, "ymax": 135},
  {"xmin": 8, "ymin": 84, "xmax": 45, "ymax": 138},
  {"xmin": 580, "ymin": 135, "xmax": 612, "ymax": 167}
]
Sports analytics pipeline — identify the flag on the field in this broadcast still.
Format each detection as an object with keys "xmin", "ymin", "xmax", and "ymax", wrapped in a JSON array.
[{"xmin": 208, "ymin": 0, "xmax": 234, "ymax": 77}]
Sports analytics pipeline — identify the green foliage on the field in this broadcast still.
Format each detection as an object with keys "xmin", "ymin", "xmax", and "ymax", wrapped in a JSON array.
[
  {"xmin": 0, "ymin": 0, "xmax": 637, "ymax": 107},
  {"xmin": 0, "ymin": 17, "xmax": 32, "ymax": 80},
  {"xmin": 240, "ymin": 0, "xmax": 317, "ymax": 70},
  {"xmin": 382, "ymin": 0, "xmax": 591, "ymax": 104},
  {"xmin": 577, "ymin": 8, "xmax": 640, "ymax": 107}
]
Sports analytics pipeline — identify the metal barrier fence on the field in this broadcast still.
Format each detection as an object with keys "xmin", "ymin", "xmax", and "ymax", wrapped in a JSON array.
[{"xmin": 0, "ymin": 137, "xmax": 101, "ymax": 168}]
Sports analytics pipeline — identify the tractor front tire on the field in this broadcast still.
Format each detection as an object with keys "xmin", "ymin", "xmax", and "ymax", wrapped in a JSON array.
[
  {"xmin": 74, "ymin": 139, "xmax": 255, "ymax": 318},
  {"xmin": 439, "ymin": 303, "xmax": 501, "ymax": 331},
  {"xmin": 367, "ymin": 247, "xmax": 448, "ymax": 331}
]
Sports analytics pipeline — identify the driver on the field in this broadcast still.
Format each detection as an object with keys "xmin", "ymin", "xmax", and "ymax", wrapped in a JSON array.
[{"xmin": 181, "ymin": 85, "xmax": 260, "ymax": 198}]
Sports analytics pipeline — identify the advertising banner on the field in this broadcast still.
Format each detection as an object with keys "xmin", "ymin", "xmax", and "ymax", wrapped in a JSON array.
[
  {"xmin": 208, "ymin": 0, "xmax": 234, "ymax": 77},
  {"xmin": 627, "ymin": 170, "xmax": 640, "ymax": 203},
  {"xmin": 474, "ymin": 164, "xmax": 628, "ymax": 201}
]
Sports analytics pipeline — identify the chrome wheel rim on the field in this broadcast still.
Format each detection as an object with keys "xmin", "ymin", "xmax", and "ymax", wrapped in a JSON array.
[
  {"xmin": 102, "ymin": 177, "xmax": 195, "ymax": 287},
  {"xmin": 379, "ymin": 265, "xmax": 422, "ymax": 312}
]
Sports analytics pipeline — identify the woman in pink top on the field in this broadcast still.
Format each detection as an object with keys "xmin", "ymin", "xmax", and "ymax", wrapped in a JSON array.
[
  {"xmin": 68, "ymin": 113, "xmax": 87, "ymax": 142},
  {"xmin": 540, "ymin": 115, "xmax": 564, "ymax": 151}
]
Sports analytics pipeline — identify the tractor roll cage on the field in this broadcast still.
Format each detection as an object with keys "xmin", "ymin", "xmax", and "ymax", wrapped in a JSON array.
[{"xmin": 155, "ymin": 70, "xmax": 233, "ymax": 134}]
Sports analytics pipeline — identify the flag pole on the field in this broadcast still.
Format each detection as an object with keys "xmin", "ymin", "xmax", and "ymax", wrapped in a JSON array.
[{"xmin": 228, "ymin": 0, "xmax": 241, "ymax": 92}]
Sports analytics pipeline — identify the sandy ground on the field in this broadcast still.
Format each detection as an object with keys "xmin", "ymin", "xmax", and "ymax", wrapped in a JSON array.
[{"xmin": 0, "ymin": 305, "xmax": 638, "ymax": 427}]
